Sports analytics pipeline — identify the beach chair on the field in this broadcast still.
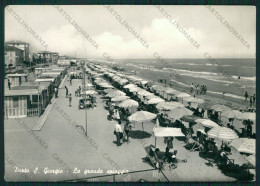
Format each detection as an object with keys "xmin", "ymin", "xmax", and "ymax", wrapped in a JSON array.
[{"xmin": 144, "ymin": 145, "xmax": 164, "ymax": 170}]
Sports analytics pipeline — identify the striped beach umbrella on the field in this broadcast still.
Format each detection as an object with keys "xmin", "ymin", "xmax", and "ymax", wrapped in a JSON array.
[
  {"xmin": 230, "ymin": 138, "xmax": 255, "ymax": 154},
  {"xmin": 207, "ymin": 127, "xmax": 239, "ymax": 141}
]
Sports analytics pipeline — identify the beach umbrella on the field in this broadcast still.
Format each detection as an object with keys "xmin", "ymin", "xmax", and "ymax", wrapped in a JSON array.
[
  {"xmin": 195, "ymin": 119, "xmax": 219, "ymax": 128},
  {"xmin": 99, "ymin": 83, "xmax": 114, "ymax": 89},
  {"xmin": 103, "ymin": 88, "xmax": 115, "ymax": 93},
  {"xmin": 106, "ymin": 90, "xmax": 126, "ymax": 98},
  {"xmin": 153, "ymin": 127, "xmax": 185, "ymax": 147},
  {"xmin": 180, "ymin": 115, "xmax": 200, "ymax": 123},
  {"xmin": 230, "ymin": 138, "xmax": 255, "ymax": 154},
  {"xmin": 128, "ymin": 87, "xmax": 141, "ymax": 93},
  {"xmin": 81, "ymin": 90, "xmax": 97, "ymax": 95},
  {"xmin": 199, "ymin": 101, "xmax": 217, "ymax": 110},
  {"xmin": 176, "ymin": 92, "xmax": 191, "ymax": 98},
  {"xmin": 144, "ymin": 94, "xmax": 158, "ymax": 100},
  {"xmin": 207, "ymin": 127, "xmax": 239, "ymax": 141},
  {"xmin": 128, "ymin": 111, "xmax": 157, "ymax": 136},
  {"xmin": 236, "ymin": 112, "xmax": 256, "ymax": 122},
  {"xmin": 137, "ymin": 89, "xmax": 153, "ymax": 96},
  {"xmin": 118, "ymin": 99, "xmax": 139, "ymax": 108},
  {"xmin": 128, "ymin": 111, "xmax": 157, "ymax": 122},
  {"xmin": 147, "ymin": 97, "xmax": 165, "ymax": 105},
  {"xmin": 156, "ymin": 102, "xmax": 185, "ymax": 111},
  {"xmin": 245, "ymin": 155, "xmax": 255, "ymax": 167},
  {"xmin": 111, "ymin": 96, "xmax": 129, "ymax": 102},
  {"xmin": 221, "ymin": 110, "xmax": 243, "ymax": 119},
  {"xmin": 211, "ymin": 104, "xmax": 231, "ymax": 112},
  {"xmin": 123, "ymin": 84, "xmax": 136, "ymax": 89},
  {"xmin": 167, "ymin": 107, "xmax": 193, "ymax": 121},
  {"xmin": 190, "ymin": 98, "xmax": 205, "ymax": 104}
]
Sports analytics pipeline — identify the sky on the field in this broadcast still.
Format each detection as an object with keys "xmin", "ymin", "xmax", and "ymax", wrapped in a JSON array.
[{"xmin": 5, "ymin": 5, "xmax": 256, "ymax": 59}]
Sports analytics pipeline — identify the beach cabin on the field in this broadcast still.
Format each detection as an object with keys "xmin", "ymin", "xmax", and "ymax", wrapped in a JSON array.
[
  {"xmin": 40, "ymin": 72, "xmax": 62, "ymax": 87},
  {"xmin": 6, "ymin": 73, "xmax": 28, "ymax": 88},
  {"xmin": 34, "ymin": 67, "xmax": 46, "ymax": 76},
  {"xmin": 4, "ymin": 85, "xmax": 47, "ymax": 118}
]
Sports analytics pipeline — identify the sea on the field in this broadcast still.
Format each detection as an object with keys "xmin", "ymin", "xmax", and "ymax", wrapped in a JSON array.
[{"xmin": 94, "ymin": 58, "xmax": 256, "ymax": 101}]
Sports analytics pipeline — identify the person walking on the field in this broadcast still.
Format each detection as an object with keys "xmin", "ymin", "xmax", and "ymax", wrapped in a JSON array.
[
  {"xmin": 114, "ymin": 120, "xmax": 123, "ymax": 146},
  {"xmin": 68, "ymin": 93, "xmax": 72, "ymax": 107},
  {"xmin": 253, "ymin": 94, "xmax": 256, "ymax": 104},
  {"xmin": 7, "ymin": 79, "xmax": 11, "ymax": 90},
  {"xmin": 54, "ymin": 87, "xmax": 58, "ymax": 98},
  {"xmin": 244, "ymin": 91, "xmax": 248, "ymax": 102},
  {"xmin": 65, "ymin": 86, "xmax": 69, "ymax": 98},
  {"xmin": 124, "ymin": 121, "xmax": 132, "ymax": 144},
  {"xmin": 250, "ymin": 96, "xmax": 253, "ymax": 108}
]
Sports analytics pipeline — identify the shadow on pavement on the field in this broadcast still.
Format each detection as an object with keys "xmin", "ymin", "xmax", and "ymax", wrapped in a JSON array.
[{"xmin": 129, "ymin": 130, "xmax": 152, "ymax": 139}]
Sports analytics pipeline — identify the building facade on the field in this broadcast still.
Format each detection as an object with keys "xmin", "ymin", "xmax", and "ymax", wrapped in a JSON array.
[
  {"xmin": 5, "ymin": 45, "xmax": 24, "ymax": 67},
  {"xmin": 5, "ymin": 41, "xmax": 30, "ymax": 63}
]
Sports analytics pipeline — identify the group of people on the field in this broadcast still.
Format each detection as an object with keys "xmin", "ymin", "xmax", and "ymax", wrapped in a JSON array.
[
  {"xmin": 244, "ymin": 91, "xmax": 256, "ymax": 108},
  {"xmin": 190, "ymin": 83, "xmax": 207, "ymax": 95},
  {"xmin": 114, "ymin": 120, "xmax": 132, "ymax": 146}
]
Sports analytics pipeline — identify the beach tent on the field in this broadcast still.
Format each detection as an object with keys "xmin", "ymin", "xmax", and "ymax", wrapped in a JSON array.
[
  {"xmin": 156, "ymin": 102, "xmax": 185, "ymax": 111},
  {"xmin": 230, "ymin": 138, "xmax": 255, "ymax": 154},
  {"xmin": 207, "ymin": 127, "xmax": 239, "ymax": 141},
  {"xmin": 128, "ymin": 111, "xmax": 157, "ymax": 137},
  {"xmin": 195, "ymin": 119, "xmax": 219, "ymax": 128},
  {"xmin": 153, "ymin": 127, "xmax": 185, "ymax": 147},
  {"xmin": 167, "ymin": 107, "xmax": 193, "ymax": 121}
]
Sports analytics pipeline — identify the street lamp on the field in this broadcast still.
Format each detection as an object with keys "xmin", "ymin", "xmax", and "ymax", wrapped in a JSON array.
[{"xmin": 80, "ymin": 60, "xmax": 87, "ymax": 136}]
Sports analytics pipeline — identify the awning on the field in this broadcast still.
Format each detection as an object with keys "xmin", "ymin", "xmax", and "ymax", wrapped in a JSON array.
[{"xmin": 153, "ymin": 127, "xmax": 185, "ymax": 137}]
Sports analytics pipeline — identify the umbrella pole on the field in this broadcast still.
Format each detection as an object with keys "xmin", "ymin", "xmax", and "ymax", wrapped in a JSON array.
[
  {"xmin": 155, "ymin": 137, "xmax": 157, "ymax": 147},
  {"xmin": 142, "ymin": 122, "xmax": 144, "ymax": 137}
]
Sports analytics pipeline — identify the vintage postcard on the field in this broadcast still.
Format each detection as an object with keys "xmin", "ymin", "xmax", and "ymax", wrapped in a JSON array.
[{"xmin": 4, "ymin": 5, "xmax": 256, "ymax": 182}]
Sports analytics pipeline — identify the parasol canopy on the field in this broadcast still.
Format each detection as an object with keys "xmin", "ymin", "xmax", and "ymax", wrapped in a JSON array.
[
  {"xmin": 103, "ymin": 88, "xmax": 115, "ymax": 93},
  {"xmin": 153, "ymin": 127, "xmax": 185, "ymax": 137},
  {"xmin": 245, "ymin": 155, "xmax": 255, "ymax": 166},
  {"xmin": 221, "ymin": 110, "xmax": 243, "ymax": 119},
  {"xmin": 167, "ymin": 107, "xmax": 193, "ymax": 120},
  {"xmin": 176, "ymin": 92, "xmax": 191, "ymax": 98},
  {"xmin": 180, "ymin": 115, "xmax": 200, "ymax": 123},
  {"xmin": 106, "ymin": 90, "xmax": 126, "ymax": 98},
  {"xmin": 207, "ymin": 127, "xmax": 239, "ymax": 141},
  {"xmin": 81, "ymin": 90, "xmax": 97, "ymax": 95},
  {"xmin": 156, "ymin": 102, "xmax": 185, "ymax": 111},
  {"xmin": 236, "ymin": 112, "xmax": 256, "ymax": 122},
  {"xmin": 128, "ymin": 111, "xmax": 157, "ymax": 122},
  {"xmin": 211, "ymin": 104, "xmax": 231, "ymax": 112},
  {"xmin": 128, "ymin": 87, "xmax": 141, "ymax": 93},
  {"xmin": 230, "ymin": 138, "xmax": 255, "ymax": 154},
  {"xmin": 111, "ymin": 96, "xmax": 129, "ymax": 102},
  {"xmin": 123, "ymin": 84, "xmax": 136, "ymax": 89},
  {"xmin": 118, "ymin": 99, "xmax": 139, "ymax": 108},
  {"xmin": 195, "ymin": 119, "xmax": 219, "ymax": 128},
  {"xmin": 147, "ymin": 97, "xmax": 165, "ymax": 105},
  {"xmin": 99, "ymin": 83, "xmax": 114, "ymax": 89}
]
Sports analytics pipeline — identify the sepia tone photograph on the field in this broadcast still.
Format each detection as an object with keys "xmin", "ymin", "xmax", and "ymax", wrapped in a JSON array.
[{"xmin": 4, "ymin": 5, "xmax": 256, "ymax": 182}]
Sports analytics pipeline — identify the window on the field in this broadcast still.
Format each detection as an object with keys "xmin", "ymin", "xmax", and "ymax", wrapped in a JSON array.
[{"xmin": 13, "ymin": 96, "xmax": 19, "ymax": 108}]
